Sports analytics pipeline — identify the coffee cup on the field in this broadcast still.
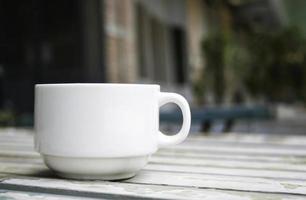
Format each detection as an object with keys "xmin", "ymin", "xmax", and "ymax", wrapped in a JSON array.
[{"xmin": 35, "ymin": 83, "xmax": 191, "ymax": 180}]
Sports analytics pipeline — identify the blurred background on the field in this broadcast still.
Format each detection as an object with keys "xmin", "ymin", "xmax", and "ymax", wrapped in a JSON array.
[{"xmin": 1, "ymin": 0, "xmax": 306, "ymax": 134}]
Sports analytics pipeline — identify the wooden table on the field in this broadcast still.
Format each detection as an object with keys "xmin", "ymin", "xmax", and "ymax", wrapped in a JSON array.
[{"xmin": 0, "ymin": 128, "xmax": 306, "ymax": 199}]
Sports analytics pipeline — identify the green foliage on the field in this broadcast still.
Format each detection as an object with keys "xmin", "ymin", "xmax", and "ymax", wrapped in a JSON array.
[
  {"xmin": 201, "ymin": 32, "xmax": 227, "ymax": 104},
  {"xmin": 193, "ymin": 73, "xmax": 206, "ymax": 105},
  {"xmin": 0, "ymin": 110, "xmax": 15, "ymax": 126},
  {"xmin": 197, "ymin": 26, "xmax": 306, "ymax": 104},
  {"xmin": 243, "ymin": 27, "xmax": 306, "ymax": 102}
]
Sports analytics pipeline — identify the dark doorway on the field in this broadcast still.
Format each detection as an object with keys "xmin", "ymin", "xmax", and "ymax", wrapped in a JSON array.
[
  {"xmin": 0, "ymin": 0, "xmax": 105, "ymax": 120},
  {"xmin": 171, "ymin": 27, "xmax": 187, "ymax": 84}
]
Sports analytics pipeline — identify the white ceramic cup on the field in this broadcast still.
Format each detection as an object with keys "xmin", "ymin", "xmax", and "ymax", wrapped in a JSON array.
[{"xmin": 35, "ymin": 83, "xmax": 191, "ymax": 180}]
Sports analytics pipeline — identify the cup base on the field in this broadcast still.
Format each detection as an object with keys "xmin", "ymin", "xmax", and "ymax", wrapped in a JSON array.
[
  {"xmin": 42, "ymin": 154, "xmax": 149, "ymax": 180},
  {"xmin": 55, "ymin": 171, "xmax": 137, "ymax": 180}
]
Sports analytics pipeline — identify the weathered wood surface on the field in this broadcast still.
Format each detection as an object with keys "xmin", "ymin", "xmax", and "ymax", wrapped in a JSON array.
[
  {"xmin": 0, "ymin": 190, "xmax": 102, "ymax": 200},
  {"xmin": 0, "ymin": 129, "xmax": 306, "ymax": 199}
]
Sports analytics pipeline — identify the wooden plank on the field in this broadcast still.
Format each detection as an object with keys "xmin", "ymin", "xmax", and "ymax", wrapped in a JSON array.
[
  {"xmin": 1, "ymin": 150, "xmax": 306, "ymax": 173},
  {"xmin": 3, "ymin": 132, "xmax": 306, "ymax": 149},
  {"xmin": 1, "ymin": 154, "xmax": 306, "ymax": 181},
  {"xmin": 1, "ymin": 148, "xmax": 306, "ymax": 174},
  {"xmin": 149, "ymin": 156, "xmax": 306, "ymax": 171},
  {"xmin": 1, "ymin": 161, "xmax": 306, "ymax": 195},
  {"xmin": 2, "ymin": 128, "xmax": 306, "ymax": 146},
  {"xmin": 188, "ymin": 133, "xmax": 306, "ymax": 145},
  {"xmin": 2, "ymin": 143, "xmax": 306, "ymax": 162},
  {"xmin": 0, "ymin": 135, "xmax": 32, "ymax": 141},
  {"xmin": 0, "ymin": 134, "xmax": 33, "ymax": 139},
  {"xmin": 1, "ymin": 128, "xmax": 306, "ymax": 146},
  {"xmin": 2, "ymin": 134, "xmax": 306, "ymax": 157},
  {"xmin": 2, "ymin": 141, "xmax": 306, "ymax": 160},
  {"xmin": 0, "ymin": 146, "xmax": 304, "ymax": 167},
  {"xmin": 0, "ymin": 156, "xmax": 42, "ymax": 164},
  {"xmin": 1, "ymin": 148, "xmax": 306, "ymax": 170},
  {"xmin": 3, "ymin": 139, "xmax": 306, "ymax": 154},
  {"xmin": 1, "ymin": 150, "xmax": 306, "ymax": 181},
  {"xmin": 163, "ymin": 144, "xmax": 306, "ymax": 156},
  {"xmin": 145, "ymin": 163, "xmax": 306, "ymax": 180},
  {"xmin": 1, "ymin": 147, "xmax": 306, "ymax": 173},
  {"xmin": 1, "ymin": 176, "xmax": 306, "ymax": 200},
  {"xmin": 0, "ymin": 190, "xmax": 101, "ymax": 200},
  {"xmin": 0, "ymin": 128, "xmax": 33, "ymax": 138},
  {"xmin": 0, "ymin": 150, "xmax": 39, "ymax": 158},
  {"xmin": 2, "ymin": 131, "xmax": 306, "ymax": 161},
  {"xmin": 184, "ymin": 139, "xmax": 306, "ymax": 149},
  {"xmin": 156, "ymin": 150, "xmax": 306, "ymax": 163},
  {"xmin": 1, "ymin": 145, "xmax": 306, "ymax": 170},
  {"xmin": 2, "ymin": 149, "xmax": 305, "ymax": 168},
  {"xmin": 2, "ymin": 158, "xmax": 306, "ymax": 182},
  {"xmin": 0, "ymin": 141, "xmax": 33, "ymax": 146},
  {"xmin": 0, "ymin": 145, "xmax": 34, "ymax": 152},
  {"xmin": 0, "ymin": 162, "xmax": 48, "ymax": 177},
  {"xmin": 126, "ymin": 170, "xmax": 306, "ymax": 195}
]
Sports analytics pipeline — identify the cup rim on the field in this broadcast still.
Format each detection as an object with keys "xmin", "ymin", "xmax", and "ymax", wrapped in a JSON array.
[{"xmin": 35, "ymin": 83, "xmax": 160, "ymax": 89}]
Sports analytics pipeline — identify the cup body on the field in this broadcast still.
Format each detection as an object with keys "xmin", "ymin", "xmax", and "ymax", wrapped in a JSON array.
[{"xmin": 35, "ymin": 84, "xmax": 160, "ymax": 158}]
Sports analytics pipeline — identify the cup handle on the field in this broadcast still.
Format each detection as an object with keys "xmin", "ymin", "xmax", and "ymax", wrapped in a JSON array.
[{"xmin": 158, "ymin": 92, "xmax": 191, "ymax": 147}]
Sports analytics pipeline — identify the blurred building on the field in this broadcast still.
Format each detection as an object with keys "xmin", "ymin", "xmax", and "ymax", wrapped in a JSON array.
[
  {"xmin": 0, "ymin": 0, "xmax": 208, "ymax": 117},
  {"xmin": 104, "ymin": 0, "xmax": 208, "ymax": 90},
  {"xmin": 1, "ymin": 0, "xmax": 302, "ymax": 121}
]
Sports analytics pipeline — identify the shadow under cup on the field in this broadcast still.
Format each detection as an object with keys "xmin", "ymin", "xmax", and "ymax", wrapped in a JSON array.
[{"xmin": 35, "ymin": 84, "xmax": 191, "ymax": 180}]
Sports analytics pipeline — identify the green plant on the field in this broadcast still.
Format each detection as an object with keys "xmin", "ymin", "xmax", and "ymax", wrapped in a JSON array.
[
  {"xmin": 198, "ymin": 26, "xmax": 306, "ymax": 104},
  {"xmin": 0, "ymin": 110, "xmax": 15, "ymax": 126},
  {"xmin": 243, "ymin": 26, "xmax": 306, "ymax": 102},
  {"xmin": 201, "ymin": 32, "xmax": 227, "ymax": 104}
]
